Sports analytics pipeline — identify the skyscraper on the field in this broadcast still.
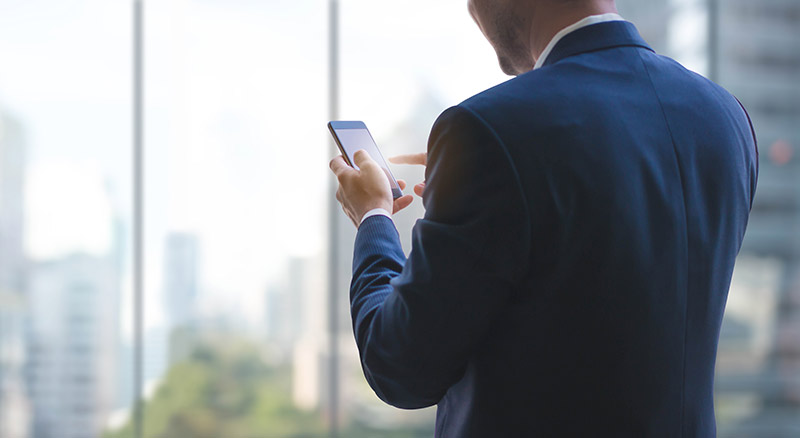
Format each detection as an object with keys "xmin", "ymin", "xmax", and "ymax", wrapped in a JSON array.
[
  {"xmin": 0, "ymin": 111, "xmax": 26, "ymax": 298},
  {"xmin": 616, "ymin": 0, "xmax": 672, "ymax": 54},
  {"xmin": 713, "ymin": 0, "xmax": 800, "ymax": 434},
  {"xmin": 162, "ymin": 232, "xmax": 200, "ymax": 330},
  {"xmin": 719, "ymin": 0, "xmax": 800, "ymax": 255},
  {"xmin": 158, "ymin": 232, "xmax": 201, "ymax": 376},
  {"xmin": 380, "ymin": 86, "xmax": 447, "ymax": 256},
  {"xmin": 26, "ymin": 254, "xmax": 121, "ymax": 438},
  {"xmin": 621, "ymin": 0, "xmax": 800, "ymax": 434},
  {"xmin": 0, "ymin": 291, "xmax": 30, "ymax": 438},
  {"xmin": 286, "ymin": 254, "xmax": 326, "ymax": 410},
  {"xmin": 0, "ymin": 110, "xmax": 30, "ymax": 438}
]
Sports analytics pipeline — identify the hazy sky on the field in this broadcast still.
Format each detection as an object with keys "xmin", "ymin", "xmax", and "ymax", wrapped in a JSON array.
[{"xmin": 0, "ymin": 0, "xmax": 507, "ymax": 332}]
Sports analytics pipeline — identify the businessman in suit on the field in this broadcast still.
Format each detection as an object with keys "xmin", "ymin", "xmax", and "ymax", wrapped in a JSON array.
[{"xmin": 329, "ymin": 0, "xmax": 758, "ymax": 436}]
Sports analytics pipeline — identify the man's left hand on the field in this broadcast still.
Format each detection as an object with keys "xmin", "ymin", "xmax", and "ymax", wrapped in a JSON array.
[{"xmin": 330, "ymin": 149, "xmax": 414, "ymax": 228}]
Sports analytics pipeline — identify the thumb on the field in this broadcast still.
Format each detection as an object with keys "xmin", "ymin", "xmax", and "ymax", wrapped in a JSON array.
[{"xmin": 353, "ymin": 149, "xmax": 377, "ymax": 170}]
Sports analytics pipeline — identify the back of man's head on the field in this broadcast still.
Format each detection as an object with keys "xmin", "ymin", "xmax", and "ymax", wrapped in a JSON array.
[{"xmin": 467, "ymin": 0, "xmax": 618, "ymax": 75}]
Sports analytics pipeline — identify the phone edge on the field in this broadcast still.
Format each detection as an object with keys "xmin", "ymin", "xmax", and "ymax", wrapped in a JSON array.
[
  {"xmin": 328, "ymin": 121, "xmax": 404, "ymax": 199},
  {"xmin": 327, "ymin": 122, "xmax": 354, "ymax": 167}
]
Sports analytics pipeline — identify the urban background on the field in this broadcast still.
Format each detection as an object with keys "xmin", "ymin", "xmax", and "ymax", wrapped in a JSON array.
[{"xmin": 0, "ymin": 0, "xmax": 798, "ymax": 437}]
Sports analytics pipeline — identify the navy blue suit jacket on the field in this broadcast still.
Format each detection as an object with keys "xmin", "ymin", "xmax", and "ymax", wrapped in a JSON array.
[{"xmin": 349, "ymin": 21, "xmax": 758, "ymax": 437}]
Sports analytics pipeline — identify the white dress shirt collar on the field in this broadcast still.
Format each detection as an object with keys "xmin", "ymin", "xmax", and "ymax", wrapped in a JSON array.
[{"xmin": 533, "ymin": 12, "xmax": 626, "ymax": 70}]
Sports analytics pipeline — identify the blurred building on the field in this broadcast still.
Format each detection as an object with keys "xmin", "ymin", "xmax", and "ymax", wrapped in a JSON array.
[
  {"xmin": 0, "ymin": 291, "xmax": 30, "ymax": 438},
  {"xmin": 268, "ymin": 257, "xmax": 307, "ymax": 349},
  {"xmin": 622, "ymin": 0, "xmax": 800, "ymax": 435},
  {"xmin": 143, "ymin": 325, "xmax": 170, "ymax": 397},
  {"xmin": 0, "ymin": 111, "xmax": 31, "ymax": 438},
  {"xmin": 154, "ymin": 232, "xmax": 201, "ymax": 381},
  {"xmin": 616, "ymin": 0, "xmax": 672, "ymax": 54},
  {"xmin": 263, "ymin": 254, "xmax": 329, "ymax": 410},
  {"xmin": 0, "ymin": 111, "xmax": 26, "ymax": 299},
  {"xmin": 286, "ymin": 255, "xmax": 326, "ymax": 410},
  {"xmin": 162, "ymin": 232, "xmax": 200, "ymax": 330},
  {"xmin": 618, "ymin": 0, "xmax": 711, "ymax": 74},
  {"xmin": 379, "ymin": 86, "xmax": 447, "ymax": 256},
  {"xmin": 26, "ymin": 254, "xmax": 121, "ymax": 438},
  {"xmin": 266, "ymin": 262, "xmax": 299, "ymax": 362},
  {"xmin": 721, "ymin": 0, "xmax": 800, "ymax": 255},
  {"xmin": 712, "ymin": 0, "xmax": 800, "ymax": 434}
]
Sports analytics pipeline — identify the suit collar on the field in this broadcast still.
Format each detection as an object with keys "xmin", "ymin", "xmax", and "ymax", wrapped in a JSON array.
[{"xmin": 541, "ymin": 21, "xmax": 654, "ymax": 68}]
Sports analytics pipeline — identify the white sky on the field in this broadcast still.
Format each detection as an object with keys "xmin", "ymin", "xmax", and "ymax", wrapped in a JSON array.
[{"xmin": 0, "ymin": 0, "xmax": 507, "ymax": 334}]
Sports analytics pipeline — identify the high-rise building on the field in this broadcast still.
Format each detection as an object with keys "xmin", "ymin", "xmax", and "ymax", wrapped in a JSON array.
[
  {"xmin": 143, "ymin": 325, "xmax": 170, "ymax": 395},
  {"xmin": 712, "ymin": 0, "xmax": 800, "ymax": 434},
  {"xmin": 26, "ymin": 254, "xmax": 121, "ymax": 438},
  {"xmin": 0, "ymin": 110, "xmax": 30, "ymax": 438},
  {"xmin": 0, "ymin": 291, "xmax": 30, "ymax": 438},
  {"xmin": 616, "ymin": 0, "xmax": 672, "ymax": 54},
  {"xmin": 380, "ymin": 87, "xmax": 447, "ymax": 256},
  {"xmin": 621, "ymin": 0, "xmax": 800, "ymax": 435},
  {"xmin": 162, "ymin": 232, "xmax": 199, "ymax": 330},
  {"xmin": 159, "ymin": 232, "xmax": 200, "ymax": 375},
  {"xmin": 719, "ymin": 0, "xmax": 800, "ymax": 254},
  {"xmin": 0, "ymin": 111, "xmax": 26, "ymax": 298},
  {"xmin": 286, "ymin": 254, "xmax": 326, "ymax": 410}
]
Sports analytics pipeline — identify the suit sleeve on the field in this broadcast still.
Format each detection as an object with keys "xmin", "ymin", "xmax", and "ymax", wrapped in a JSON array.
[{"xmin": 349, "ymin": 105, "xmax": 531, "ymax": 409}]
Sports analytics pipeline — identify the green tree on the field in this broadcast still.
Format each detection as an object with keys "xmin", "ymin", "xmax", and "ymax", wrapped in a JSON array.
[
  {"xmin": 105, "ymin": 334, "xmax": 433, "ymax": 438},
  {"xmin": 105, "ymin": 335, "xmax": 325, "ymax": 438}
]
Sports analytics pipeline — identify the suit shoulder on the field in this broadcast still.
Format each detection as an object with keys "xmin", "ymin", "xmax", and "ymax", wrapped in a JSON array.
[
  {"xmin": 455, "ymin": 67, "xmax": 585, "ymax": 131},
  {"xmin": 639, "ymin": 50, "xmax": 742, "ymax": 106},
  {"xmin": 459, "ymin": 68, "xmax": 563, "ymax": 113}
]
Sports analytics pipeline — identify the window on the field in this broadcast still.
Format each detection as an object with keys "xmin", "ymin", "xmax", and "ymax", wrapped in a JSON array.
[{"xmin": 1, "ymin": 1, "xmax": 798, "ymax": 437}]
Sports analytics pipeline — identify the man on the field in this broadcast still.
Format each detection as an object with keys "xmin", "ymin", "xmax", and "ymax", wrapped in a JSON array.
[{"xmin": 329, "ymin": 0, "xmax": 758, "ymax": 436}]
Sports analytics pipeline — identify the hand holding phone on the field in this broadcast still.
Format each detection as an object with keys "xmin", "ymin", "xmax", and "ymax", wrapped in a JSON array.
[{"xmin": 328, "ymin": 121, "xmax": 404, "ymax": 199}]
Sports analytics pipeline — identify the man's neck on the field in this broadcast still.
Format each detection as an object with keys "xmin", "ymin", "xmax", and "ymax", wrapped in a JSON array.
[{"xmin": 528, "ymin": 1, "xmax": 619, "ymax": 66}]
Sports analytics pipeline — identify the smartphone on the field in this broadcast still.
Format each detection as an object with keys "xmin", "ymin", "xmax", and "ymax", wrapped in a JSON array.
[{"xmin": 328, "ymin": 121, "xmax": 403, "ymax": 199}]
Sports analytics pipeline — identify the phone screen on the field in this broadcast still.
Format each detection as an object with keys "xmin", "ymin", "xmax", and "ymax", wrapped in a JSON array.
[{"xmin": 330, "ymin": 124, "xmax": 402, "ymax": 197}]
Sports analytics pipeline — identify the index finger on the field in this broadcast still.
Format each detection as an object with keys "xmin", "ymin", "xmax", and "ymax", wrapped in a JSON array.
[
  {"xmin": 329, "ymin": 155, "xmax": 354, "ymax": 178},
  {"xmin": 388, "ymin": 153, "xmax": 427, "ymax": 166}
]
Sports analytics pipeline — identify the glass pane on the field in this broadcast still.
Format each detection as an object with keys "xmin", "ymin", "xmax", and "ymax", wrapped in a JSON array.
[
  {"xmin": 337, "ymin": 0, "xmax": 508, "ymax": 435},
  {"xmin": 0, "ymin": 1, "xmax": 132, "ymax": 438},
  {"xmin": 100, "ymin": 1, "xmax": 332, "ymax": 437},
  {"xmin": 618, "ymin": 0, "xmax": 800, "ymax": 436}
]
